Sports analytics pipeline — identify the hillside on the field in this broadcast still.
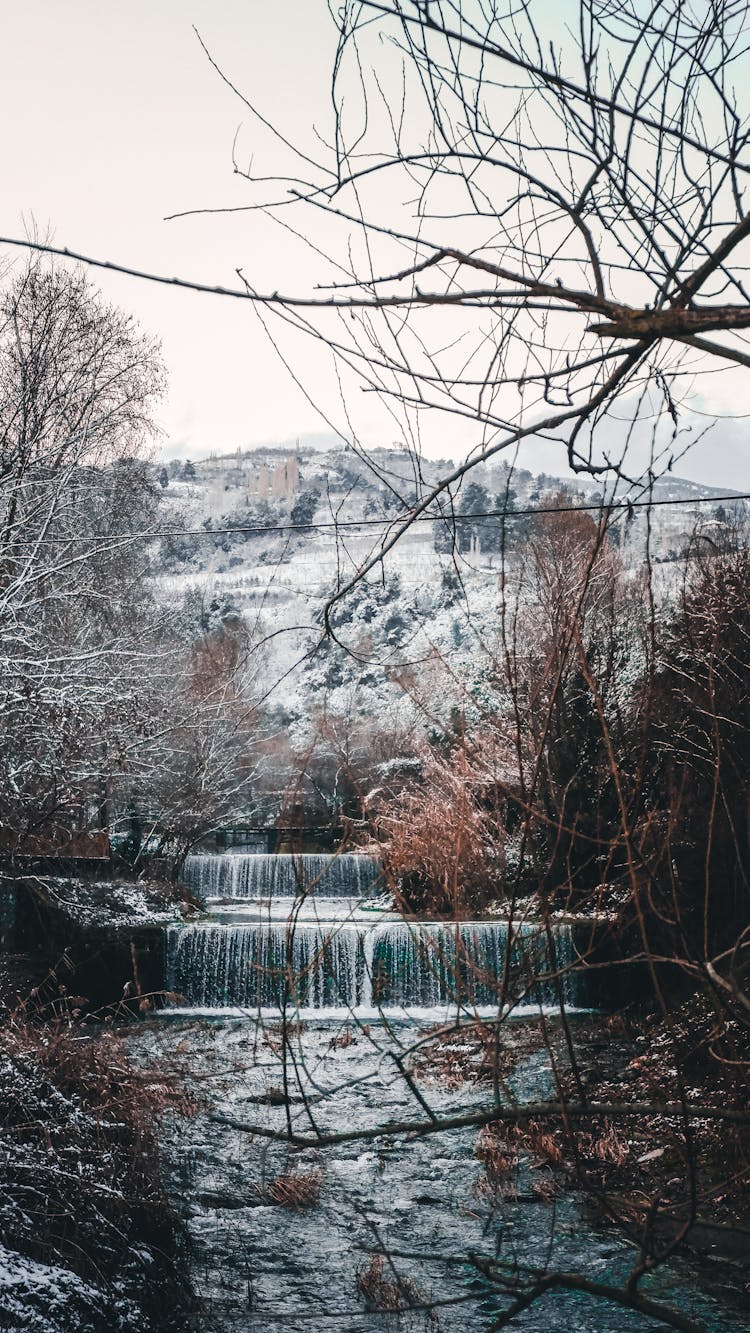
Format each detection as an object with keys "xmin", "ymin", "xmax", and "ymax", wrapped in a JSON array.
[{"xmin": 150, "ymin": 444, "xmax": 744, "ymax": 736}]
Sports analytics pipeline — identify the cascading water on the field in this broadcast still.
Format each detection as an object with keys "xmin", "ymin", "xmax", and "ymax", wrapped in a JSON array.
[
  {"xmin": 167, "ymin": 919, "xmax": 366, "ymax": 1010},
  {"xmin": 362, "ymin": 919, "xmax": 579, "ymax": 1010},
  {"xmin": 182, "ymin": 851, "xmax": 383, "ymax": 901},
  {"xmin": 151, "ymin": 855, "xmax": 746, "ymax": 1333},
  {"xmin": 169, "ymin": 849, "xmax": 583, "ymax": 1012}
]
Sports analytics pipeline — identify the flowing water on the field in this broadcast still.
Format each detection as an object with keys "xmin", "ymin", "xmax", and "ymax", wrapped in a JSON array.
[
  {"xmin": 141, "ymin": 852, "xmax": 748, "ymax": 1331},
  {"xmin": 166, "ymin": 914, "xmax": 582, "ymax": 1013},
  {"xmin": 170, "ymin": 852, "xmax": 581, "ymax": 1015},
  {"xmin": 182, "ymin": 851, "xmax": 383, "ymax": 901}
]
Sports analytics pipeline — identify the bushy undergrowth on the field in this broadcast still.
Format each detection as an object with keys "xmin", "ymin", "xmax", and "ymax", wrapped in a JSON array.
[
  {"xmin": 473, "ymin": 999, "xmax": 750, "ymax": 1243},
  {"xmin": 0, "ymin": 974, "xmax": 195, "ymax": 1332},
  {"xmin": 265, "ymin": 1166, "xmax": 323, "ymax": 1208},
  {"xmin": 376, "ymin": 752, "xmax": 506, "ymax": 916},
  {"xmin": 356, "ymin": 1253, "xmax": 424, "ymax": 1314}
]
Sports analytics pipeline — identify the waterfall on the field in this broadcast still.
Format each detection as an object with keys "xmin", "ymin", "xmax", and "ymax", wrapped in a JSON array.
[
  {"xmin": 182, "ymin": 852, "xmax": 382, "ymax": 901},
  {"xmin": 362, "ymin": 920, "xmax": 579, "ymax": 1010},
  {"xmin": 165, "ymin": 916, "xmax": 581, "ymax": 1012},
  {"xmin": 167, "ymin": 920, "xmax": 365, "ymax": 1010},
  {"xmin": 170, "ymin": 850, "xmax": 584, "ymax": 1012}
]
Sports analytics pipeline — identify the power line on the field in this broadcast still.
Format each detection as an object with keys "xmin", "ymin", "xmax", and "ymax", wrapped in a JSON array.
[{"xmin": 20, "ymin": 488, "xmax": 748, "ymax": 545}]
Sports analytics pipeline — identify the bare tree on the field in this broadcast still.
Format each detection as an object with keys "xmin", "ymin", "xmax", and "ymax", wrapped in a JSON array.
[
  {"xmin": 134, "ymin": 5, "xmax": 750, "ymax": 1322},
  {"xmin": 0, "ymin": 258, "xmax": 165, "ymax": 854},
  {"xmin": 223, "ymin": 0, "xmax": 750, "ymax": 497},
  {"xmin": 3, "ymin": 3, "xmax": 749, "ymax": 588}
]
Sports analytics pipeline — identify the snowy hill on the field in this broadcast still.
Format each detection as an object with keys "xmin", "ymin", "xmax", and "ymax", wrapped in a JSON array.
[{"xmin": 150, "ymin": 444, "xmax": 745, "ymax": 728}]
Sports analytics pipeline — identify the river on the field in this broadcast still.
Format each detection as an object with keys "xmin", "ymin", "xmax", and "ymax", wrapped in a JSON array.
[{"xmin": 131, "ymin": 850, "xmax": 747, "ymax": 1331}]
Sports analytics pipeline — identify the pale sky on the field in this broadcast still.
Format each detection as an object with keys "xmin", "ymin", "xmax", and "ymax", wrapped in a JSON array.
[
  {"xmin": 1, "ymin": 1, "xmax": 748, "ymax": 489},
  {"xmin": 0, "ymin": 1, "xmax": 344, "ymax": 456}
]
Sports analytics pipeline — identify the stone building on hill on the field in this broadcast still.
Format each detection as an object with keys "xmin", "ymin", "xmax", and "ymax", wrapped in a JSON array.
[{"xmin": 247, "ymin": 454, "xmax": 300, "ymax": 502}]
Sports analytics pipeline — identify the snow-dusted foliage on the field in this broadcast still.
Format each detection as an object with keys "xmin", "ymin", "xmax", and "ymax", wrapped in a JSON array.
[
  {"xmin": 0, "ymin": 1013, "xmax": 191, "ymax": 1331},
  {"xmin": 0, "ymin": 258, "xmax": 163, "ymax": 856},
  {"xmin": 0, "ymin": 260, "xmax": 285, "ymax": 865},
  {"xmin": 0, "ymin": 1245, "xmax": 112, "ymax": 1333}
]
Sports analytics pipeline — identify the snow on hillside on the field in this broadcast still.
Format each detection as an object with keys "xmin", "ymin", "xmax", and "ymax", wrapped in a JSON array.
[{"xmin": 150, "ymin": 445, "xmax": 745, "ymax": 727}]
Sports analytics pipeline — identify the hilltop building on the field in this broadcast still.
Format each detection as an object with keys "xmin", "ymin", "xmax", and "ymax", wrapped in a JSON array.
[{"xmin": 247, "ymin": 454, "xmax": 300, "ymax": 502}]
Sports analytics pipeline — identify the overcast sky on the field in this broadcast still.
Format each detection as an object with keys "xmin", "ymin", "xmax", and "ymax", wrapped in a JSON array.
[
  {"xmin": 0, "ymin": 1, "xmax": 344, "ymax": 456},
  {"xmin": 1, "ymin": 1, "xmax": 748, "ymax": 489}
]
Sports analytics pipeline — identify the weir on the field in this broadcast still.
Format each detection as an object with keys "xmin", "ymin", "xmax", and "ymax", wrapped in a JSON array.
[
  {"xmin": 165, "ymin": 915, "xmax": 580, "ymax": 1011},
  {"xmin": 169, "ymin": 850, "xmax": 582, "ymax": 1012},
  {"xmin": 182, "ymin": 851, "xmax": 383, "ymax": 901}
]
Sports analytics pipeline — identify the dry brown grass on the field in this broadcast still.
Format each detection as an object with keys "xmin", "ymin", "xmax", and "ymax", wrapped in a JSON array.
[
  {"xmin": 374, "ymin": 749, "xmax": 506, "ymax": 915},
  {"xmin": 261, "ymin": 1019, "xmax": 306, "ymax": 1054},
  {"xmin": 475, "ymin": 1124, "xmax": 520, "ymax": 1200},
  {"xmin": 328, "ymin": 1025, "xmax": 357, "ymax": 1050},
  {"xmin": 476, "ymin": 1125, "xmax": 519, "ymax": 1180},
  {"xmin": 411, "ymin": 1023, "xmax": 518, "ymax": 1089},
  {"xmin": 581, "ymin": 1121, "xmax": 630, "ymax": 1167},
  {"xmin": 476, "ymin": 1112, "xmax": 633, "ymax": 1210},
  {"xmin": 266, "ymin": 1167, "xmax": 323, "ymax": 1208},
  {"xmin": 0, "ymin": 985, "xmax": 196, "ymax": 1329},
  {"xmin": 356, "ymin": 1254, "xmax": 424, "ymax": 1313}
]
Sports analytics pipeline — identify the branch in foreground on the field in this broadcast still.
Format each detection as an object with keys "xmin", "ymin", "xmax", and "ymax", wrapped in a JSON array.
[
  {"xmin": 480, "ymin": 1266, "xmax": 709, "ymax": 1333},
  {"xmin": 209, "ymin": 1097, "xmax": 750, "ymax": 1148}
]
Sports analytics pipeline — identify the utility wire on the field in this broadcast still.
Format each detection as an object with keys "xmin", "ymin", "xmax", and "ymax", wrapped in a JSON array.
[{"xmin": 12, "ymin": 490, "xmax": 749, "ymax": 546}]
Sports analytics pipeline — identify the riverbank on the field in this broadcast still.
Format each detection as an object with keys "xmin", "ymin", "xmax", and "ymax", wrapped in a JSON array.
[
  {"xmin": 0, "ymin": 973, "xmax": 196, "ymax": 1333},
  {"xmin": 430, "ymin": 1000, "xmax": 750, "ymax": 1267}
]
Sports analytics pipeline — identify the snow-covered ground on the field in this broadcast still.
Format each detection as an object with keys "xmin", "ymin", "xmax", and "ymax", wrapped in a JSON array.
[{"xmin": 0, "ymin": 1245, "xmax": 120, "ymax": 1333}]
